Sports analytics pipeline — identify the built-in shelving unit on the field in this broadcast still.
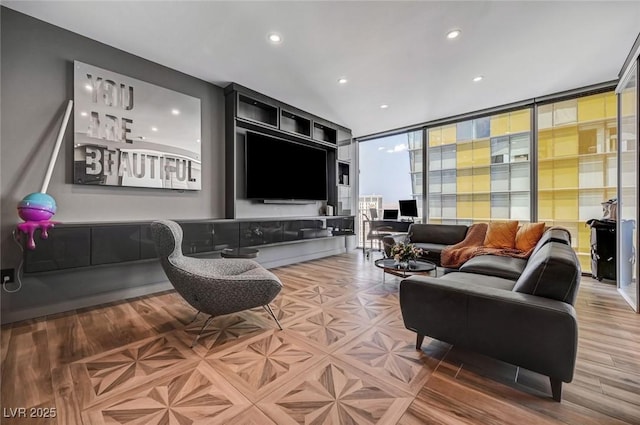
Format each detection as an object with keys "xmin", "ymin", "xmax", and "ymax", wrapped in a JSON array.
[{"xmin": 224, "ymin": 83, "xmax": 353, "ymax": 220}]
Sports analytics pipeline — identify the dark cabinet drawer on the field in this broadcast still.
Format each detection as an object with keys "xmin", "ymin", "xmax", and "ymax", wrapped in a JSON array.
[
  {"xmin": 24, "ymin": 227, "xmax": 91, "ymax": 272},
  {"xmin": 91, "ymin": 225, "xmax": 141, "ymax": 265}
]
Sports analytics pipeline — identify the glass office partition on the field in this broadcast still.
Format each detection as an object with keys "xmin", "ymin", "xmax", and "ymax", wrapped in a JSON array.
[{"xmin": 618, "ymin": 63, "xmax": 638, "ymax": 311}]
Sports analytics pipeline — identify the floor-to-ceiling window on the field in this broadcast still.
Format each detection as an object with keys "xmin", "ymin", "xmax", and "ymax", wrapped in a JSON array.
[
  {"xmin": 357, "ymin": 130, "xmax": 423, "ymax": 244},
  {"xmin": 537, "ymin": 91, "xmax": 618, "ymax": 272},
  {"xmin": 357, "ymin": 87, "xmax": 619, "ymax": 275},
  {"xmin": 426, "ymin": 109, "xmax": 532, "ymax": 225}
]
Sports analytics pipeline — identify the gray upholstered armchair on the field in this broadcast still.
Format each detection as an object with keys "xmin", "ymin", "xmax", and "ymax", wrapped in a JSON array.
[{"xmin": 151, "ymin": 220, "xmax": 283, "ymax": 347}]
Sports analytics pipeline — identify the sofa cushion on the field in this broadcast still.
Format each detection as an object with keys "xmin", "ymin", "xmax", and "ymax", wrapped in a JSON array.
[
  {"xmin": 484, "ymin": 221, "xmax": 519, "ymax": 249},
  {"xmin": 513, "ymin": 242, "xmax": 581, "ymax": 304},
  {"xmin": 439, "ymin": 272, "xmax": 517, "ymax": 291},
  {"xmin": 409, "ymin": 224, "xmax": 468, "ymax": 245},
  {"xmin": 515, "ymin": 222, "xmax": 546, "ymax": 252},
  {"xmin": 459, "ymin": 255, "xmax": 528, "ymax": 280}
]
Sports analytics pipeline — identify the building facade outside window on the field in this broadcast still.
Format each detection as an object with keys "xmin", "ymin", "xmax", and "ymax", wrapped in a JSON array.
[
  {"xmin": 357, "ymin": 89, "xmax": 618, "ymax": 274},
  {"xmin": 427, "ymin": 109, "xmax": 532, "ymax": 225},
  {"xmin": 537, "ymin": 91, "xmax": 618, "ymax": 271}
]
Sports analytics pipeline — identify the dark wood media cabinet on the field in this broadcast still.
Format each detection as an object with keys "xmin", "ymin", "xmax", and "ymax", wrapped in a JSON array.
[{"xmin": 23, "ymin": 216, "xmax": 355, "ymax": 273}]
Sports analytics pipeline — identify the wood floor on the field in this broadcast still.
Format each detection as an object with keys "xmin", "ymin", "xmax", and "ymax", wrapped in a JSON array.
[{"xmin": 2, "ymin": 252, "xmax": 639, "ymax": 424}]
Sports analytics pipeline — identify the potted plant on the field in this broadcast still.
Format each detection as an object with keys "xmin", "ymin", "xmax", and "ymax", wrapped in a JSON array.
[{"xmin": 390, "ymin": 242, "xmax": 424, "ymax": 269}]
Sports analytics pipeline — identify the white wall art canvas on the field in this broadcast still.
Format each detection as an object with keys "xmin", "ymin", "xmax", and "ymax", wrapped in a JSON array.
[{"xmin": 73, "ymin": 61, "xmax": 202, "ymax": 190}]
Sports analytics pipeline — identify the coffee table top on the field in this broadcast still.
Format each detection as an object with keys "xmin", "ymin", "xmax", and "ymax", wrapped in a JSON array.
[{"xmin": 374, "ymin": 258, "xmax": 436, "ymax": 274}]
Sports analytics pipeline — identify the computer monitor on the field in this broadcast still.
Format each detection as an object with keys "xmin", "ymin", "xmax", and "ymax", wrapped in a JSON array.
[
  {"xmin": 399, "ymin": 199, "xmax": 418, "ymax": 217},
  {"xmin": 382, "ymin": 209, "xmax": 399, "ymax": 220}
]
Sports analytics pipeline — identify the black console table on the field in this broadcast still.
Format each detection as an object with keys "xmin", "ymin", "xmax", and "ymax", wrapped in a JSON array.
[{"xmin": 23, "ymin": 216, "xmax": 355, "ymax": 273}]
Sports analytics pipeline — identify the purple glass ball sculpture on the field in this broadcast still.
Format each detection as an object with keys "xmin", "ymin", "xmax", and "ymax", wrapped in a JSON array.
[{"xmin": 18, "ymin": 192, "xmax": 57, "ymax": 222}]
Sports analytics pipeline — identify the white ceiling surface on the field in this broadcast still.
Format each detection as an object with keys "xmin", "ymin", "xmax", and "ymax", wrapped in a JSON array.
[{"xmin": 5, "ymin": 1, "xmax": 640, "ymax": 138}]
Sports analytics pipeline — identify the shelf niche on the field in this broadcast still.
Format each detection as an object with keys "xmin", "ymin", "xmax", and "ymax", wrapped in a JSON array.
[
  {"xmin": 238, "ymin": 94, "xmax": 278, "ymax": 127},
  {"xmin": 281, "ymin": 110, "xmax": 311, "ymax": 137},
  {"xmin": 313, "ymin": 122, "xmax": 337, "ymax": 144},
  {"xmin": 337, "ymin": 162, "xmax": 350, "ymax": 186}
]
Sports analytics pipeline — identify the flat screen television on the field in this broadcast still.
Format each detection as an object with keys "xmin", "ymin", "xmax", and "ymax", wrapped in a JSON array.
[
  {"xmin": 399, "ymin": 199, "xmax": 418, "ymax": 217},
  {"xmin": 245, "ymin": 131, "xmax": 327, "ymax": 201}
]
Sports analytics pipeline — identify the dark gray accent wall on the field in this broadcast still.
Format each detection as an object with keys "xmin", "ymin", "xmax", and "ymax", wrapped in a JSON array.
[{"xmin": 0, "ymin": 8, "xmax": 225, "ymax": 322}]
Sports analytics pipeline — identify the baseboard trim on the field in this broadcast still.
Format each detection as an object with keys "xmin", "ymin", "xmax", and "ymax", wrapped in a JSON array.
[{"xmin": 2, "ymin": 281, "xmax": 174, "ymax": 324}]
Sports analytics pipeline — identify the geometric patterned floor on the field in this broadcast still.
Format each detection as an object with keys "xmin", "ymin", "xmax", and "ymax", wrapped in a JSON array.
[{"xmin": 2, "ymin": 252, "xmax": 639, "ymax": 425}]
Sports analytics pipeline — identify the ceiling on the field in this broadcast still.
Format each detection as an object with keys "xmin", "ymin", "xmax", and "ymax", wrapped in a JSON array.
[{"xmin": 4, "ymin": 1, "xmax": 640, "ymax": 138}]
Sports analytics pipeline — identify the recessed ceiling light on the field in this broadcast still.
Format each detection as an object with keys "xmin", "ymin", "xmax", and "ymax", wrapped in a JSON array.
[
  {"xmin": 473, "ymin": 75, "xmax": 483, "ymax": 82},
  {"xmin": 80, "ymin": 111, "xmax": 88, "ymax": 117},
  {"xmin": 151, "ymin": 127, "xmax": 158, "ymax": 132},
  {"xmin": 268, "ymin": 33, "xmax": 282, "ymax": 44},
  {"xmin": 380, "ymin": 104, "xmax": 389, "ymax": 109},
  {"xmin": 84, "ymin": 84, "xmax": 93, "ymax": 91},
  {"xmin": 171, "ymin": 109, "xmax": 180, "ymax": 115},
  {"xmin": 338, "ymin": 77, "xmax": 348, "ymax": 84},
  {"xmin": 446, "ymin": 29, "xmax": 461, "ymax": 39},
  {"xmin": 196, "ymin": 139, "xmax": 201, "ymax": 143}
]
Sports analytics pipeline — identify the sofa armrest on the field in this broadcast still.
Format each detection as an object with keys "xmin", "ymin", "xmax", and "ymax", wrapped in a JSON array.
[
  {"xmin": 399, "ymin": 275, "xmax": 578, "ymax": 383},
  {"xmin": 382, "ymin": 233, "xmax": 408, "ymax": 257}
]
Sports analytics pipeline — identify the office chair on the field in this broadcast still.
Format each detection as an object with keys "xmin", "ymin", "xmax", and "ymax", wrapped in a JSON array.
[{"xmin": 362, "ymin": 213, "xmax": 394, "ymax": 259}]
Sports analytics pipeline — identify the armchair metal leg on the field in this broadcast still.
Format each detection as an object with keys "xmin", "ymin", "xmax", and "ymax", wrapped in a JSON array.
[
  {"xmin": 191, "ymin": 315, "xmax": 215, "ymax": 348},
  {"xmin": 186, "ymin": 311, "xmax": 200, "ymax": 325},
  {"xmin": 263, "ymin": 304, "xmax": 283, "ymax": 330}
]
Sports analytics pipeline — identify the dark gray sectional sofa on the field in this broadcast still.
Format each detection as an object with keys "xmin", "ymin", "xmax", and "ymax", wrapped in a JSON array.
[
  {"xmin": 383, "ymin": 223, "xmax": 469, "ymax": 266},
  {"xmin": 398, "ymin": 227, "xmax": 580, "ymax": 401}
]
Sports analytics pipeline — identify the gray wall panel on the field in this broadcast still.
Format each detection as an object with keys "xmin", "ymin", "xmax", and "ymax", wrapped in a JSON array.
[{"xmin": 0, "ymin": 8, "xmax": 225, "ymax": 322}]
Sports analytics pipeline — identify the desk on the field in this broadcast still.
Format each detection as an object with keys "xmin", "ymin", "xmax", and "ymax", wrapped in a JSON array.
[{"xmin": 362, "ymin": 220, "xmax": 412, "ymax": 256}]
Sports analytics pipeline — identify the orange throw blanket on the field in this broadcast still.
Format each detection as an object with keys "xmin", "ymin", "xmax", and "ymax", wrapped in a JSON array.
[
  {"xmin": 440, "ymin": 223, "xmax": 534, "ymax": 268},
  {"xmin": 441, "ymin": 223, "xmax": 487, "ymax": 268}
]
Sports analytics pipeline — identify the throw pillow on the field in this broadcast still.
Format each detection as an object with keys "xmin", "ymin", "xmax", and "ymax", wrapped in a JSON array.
[
  {"xmin": 483, "ymin": 221, "xmax": 519, "ymax": 249},
  {"xmin": 515, "ymin": 222, "xmax": 546, "ymax": 252}
]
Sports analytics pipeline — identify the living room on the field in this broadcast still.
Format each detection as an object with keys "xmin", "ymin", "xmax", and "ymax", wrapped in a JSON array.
[{"xmin": 1, "ymin": 2, "xmax": 640, "ymax": 424}]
